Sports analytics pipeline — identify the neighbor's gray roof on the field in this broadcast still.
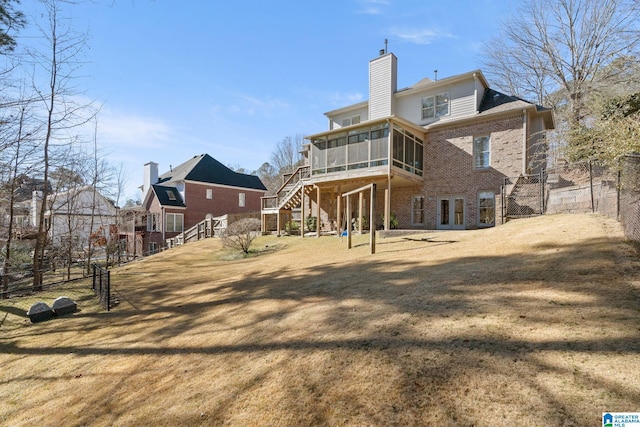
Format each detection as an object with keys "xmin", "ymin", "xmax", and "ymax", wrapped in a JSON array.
[
  {"xmin": 157, "ymin": 154, "xmax": 267, "ymax": 191},
  {"xmin": 151, "ymin": 185, "xmax": 185, "ymax": 207}
]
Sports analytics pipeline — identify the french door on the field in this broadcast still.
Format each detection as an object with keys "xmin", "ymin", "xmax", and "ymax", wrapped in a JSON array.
[{"xmin": 437, "ymin": 196, "xmax": 465, "ymax": 230}]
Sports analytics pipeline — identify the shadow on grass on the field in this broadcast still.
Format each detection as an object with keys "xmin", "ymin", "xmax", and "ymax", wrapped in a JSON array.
[
  {"xmin": 0, "ymin": 305, "xmax": 27, "ymax": 318},
  {"xmin": 2, "ymin": 232, "xmax": 639, "ymax": 425}
]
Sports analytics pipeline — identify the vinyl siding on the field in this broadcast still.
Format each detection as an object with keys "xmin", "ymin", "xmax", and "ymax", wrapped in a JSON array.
[
  {"xmin": 396, "ymin": 78, "xmax": 478, "ymax": 125},
  {"xmin": 369, "ymin": 54, "xmax": 397, "ymax": 120},
  {"xmin": 329, "ymin": 106, "xmax": 369, "ymax": 129}
]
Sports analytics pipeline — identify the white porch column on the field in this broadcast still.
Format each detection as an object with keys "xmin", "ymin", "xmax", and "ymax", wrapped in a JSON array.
[{"xmin": 358, "ymin": 192, "xmax": 364, "ymax": 234}]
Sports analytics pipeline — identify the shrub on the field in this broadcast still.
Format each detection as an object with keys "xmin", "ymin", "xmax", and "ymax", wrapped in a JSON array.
[
  {"xmin": 285, "ymin": 221, "xmax": 299, "ymax": 233},
  {"xmin": 305, "ymin": 216, "xmax": 317, "ymax": 232},
  {"xmin": 382, "ymin": 212, "xmax": 399, "ymax": 229},
  {"xmin": 222, "ymin": 218, "xmax": 261, "ymax": 255}
]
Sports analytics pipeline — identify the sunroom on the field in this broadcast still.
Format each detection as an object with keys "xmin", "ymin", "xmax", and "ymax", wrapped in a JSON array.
[
  {"xmin": 307, "ymin": 116, "xmax": 425, "ymax": 184},
  {"xmin": 260, "ymin": 116, "xmax": 428, "ymax": 235}
]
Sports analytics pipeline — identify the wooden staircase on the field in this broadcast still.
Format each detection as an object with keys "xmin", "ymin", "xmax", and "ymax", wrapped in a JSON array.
[{"xmin": 262, "ymin": 166, "xmax": 311, "ymax": 214}]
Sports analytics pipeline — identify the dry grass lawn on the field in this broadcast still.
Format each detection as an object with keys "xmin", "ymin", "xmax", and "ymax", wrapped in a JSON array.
[{"xmin": 1, "ymin": 213, "xmax": 639, "ymax": 426}]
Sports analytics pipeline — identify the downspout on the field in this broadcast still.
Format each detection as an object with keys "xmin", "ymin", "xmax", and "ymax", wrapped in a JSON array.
[
  {"xmin": 522, "ymin": 109, "xmax": 528, "ymax": 174},
  {"xmin": 161, "ymin": 206, "xmax": 165, "ymax": 243},
  {"xmin": 473, "ymin": 73, "xmax": 479, "ymax": 114}
]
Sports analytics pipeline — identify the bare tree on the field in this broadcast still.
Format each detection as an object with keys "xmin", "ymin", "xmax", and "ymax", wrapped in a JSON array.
[
  {"xmin": 85, "ymin": 118, "xmax": 119, "ymax": 272},
  {"xmin": 483, "ymin": 0, "xmax": 640, "ymax": 127},
  {"xmin": 270, "ymin": 134, "xmax": 304, "ymax": 176},
  {"xmin": 256, "ymin": 161, "xmax": 280, "ymax": 194},
  {"xmin": 1, "ymin": 104, "xmax": 26, "ymax": 297},
  {"xmin": 29, "ymin": 0, "xmax": 93, "ymax": 290}
]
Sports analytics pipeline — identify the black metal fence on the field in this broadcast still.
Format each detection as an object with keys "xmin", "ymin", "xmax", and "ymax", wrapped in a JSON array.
[
  {"xmin": 502, "ymin": 172, "xmax": 545, "ymax": 221},
  {"xmin": 1, "ymin": 264, "xmax": 87, "ymax": 299},
  {"xmin": 502, "ymin": 158, "xmax": 640, "ymax": 244},
  {"xmin": 91, "ymin": 264, "xmax": 111, "ymax": 311}
]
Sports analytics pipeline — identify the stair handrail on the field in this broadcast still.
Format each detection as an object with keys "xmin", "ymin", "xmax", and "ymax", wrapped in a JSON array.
[
  {"xmin": 260, "ymin": 166, "xmax": 311, "ymax": 211},
  {"xmin": 275, "ymin": 165, "xmax": 310, "ymax": 196}
]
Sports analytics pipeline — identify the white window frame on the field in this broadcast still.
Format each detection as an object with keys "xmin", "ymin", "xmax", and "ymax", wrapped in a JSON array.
[
  {"xmin": 341, "ymin": 115, "xmax": 361, "ymax": 127},
  {"xmin": 165, "ymin": 213, "xmax": 184, "ymax": 233},
  {"xmin": 239, "ymin": 193, "xmax": 246, "ymax": 207},
  {"xmin": 206, "ymin": 188, "xmax": 213, "ymax": 199},
  {"xmin": 147, "ymin": 213, "xmax": 159, "ymax": 232},
  {"xmin": 473, "ymin": 135, "xmax": 491, "ymax": 169},
  {"xmin": 478, "ymin": 191, "xmax": 495, "ymax": 227},
  {"xmin": 421, "ymin": 92, "xmax": 450, "ymax": 120}
]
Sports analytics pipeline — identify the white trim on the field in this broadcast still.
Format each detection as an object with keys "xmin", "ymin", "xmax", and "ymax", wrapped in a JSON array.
[{"xmin": 183, "ymin": 180, "xmax": 265, "ymax": 193}]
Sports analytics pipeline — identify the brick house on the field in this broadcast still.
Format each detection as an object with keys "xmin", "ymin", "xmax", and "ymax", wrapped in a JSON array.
[
  {"xmin": 261, "ymin": 51, "xmax": 554, "ymax": 233},
  {"xmin": 134, "ymin": 154, "xmax": 266, "ymax": 253}
]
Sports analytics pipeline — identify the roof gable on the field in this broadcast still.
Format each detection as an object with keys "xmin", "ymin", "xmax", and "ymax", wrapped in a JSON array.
[
  {"xmin": 151, "ymin": 185, "xmax": 186, "ymax": 207},
  {"xmin": 157, "ymin": 154, "xmax": 266, "ymax": 191}
]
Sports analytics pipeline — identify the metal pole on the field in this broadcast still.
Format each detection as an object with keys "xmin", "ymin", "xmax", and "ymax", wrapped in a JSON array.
[{"xmin": 107, "ymin": 270, "xmax": 111, "ymax": 311}]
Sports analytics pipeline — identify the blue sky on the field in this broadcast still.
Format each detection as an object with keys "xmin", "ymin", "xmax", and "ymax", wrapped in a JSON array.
[{"xmin": 20, "ymin": 0, "xmax": 517, "ymax": 202}]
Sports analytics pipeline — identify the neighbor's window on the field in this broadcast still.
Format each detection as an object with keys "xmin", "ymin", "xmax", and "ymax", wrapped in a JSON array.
[
  {"xmin": 239, "ymin": 193, "xmax": 246, "ymax": 207},
  {"xmin": 166, "ymin": 190, "xmax": 177, "ymax": 201},
  {"xmin": 421, "ymin": 92, "xmax": 449, "ymax": 119},
  {"xmin": 206, "ymin": 188, "xmax": 212, "ymax": 199},
  {"xmin": 147, "ymin": 213, "xmax": 159, "ymax": 231},
  {"xmin": 473, "ymin": 135, "xmax": 490, "ymax": 169},
  {"xmin": 478, "ymin": 191, "xmax": 495, "ymax": 226},
  {"xmin": 165, "ymin": 213, "xmax": 184, "ymax": 233}
]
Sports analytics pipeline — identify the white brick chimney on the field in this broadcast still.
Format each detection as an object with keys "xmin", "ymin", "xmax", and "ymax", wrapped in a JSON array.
[
  {"xmin": 143, "ymin": 161, "xmax": 158, "ymax": 197},
  {"xmin": 369, "ymin": 52, "xmax": 397, "ymax": 120}
]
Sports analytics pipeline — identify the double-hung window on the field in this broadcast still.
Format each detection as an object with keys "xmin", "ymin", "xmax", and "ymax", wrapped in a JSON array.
[
  {"xmin": 165, "ymin": 213, "xmax": 184, "ymax": 232},
  {"xmin": 147, "ymin": 213, "xmax": 159, "ymax": 231},
  {"xmin": 421, "ymin": 92, "xmax": 449, "ymax": 120},
  {"xmin": 473, "ymin": 135, "xmax": 490, "ymax": 169},
  {"xmin": 341, "ymin": 115, "xmax": 361, "ymax": 127},
  {"xmin": 478, "ymin": 192, "xmax": 495, "ymax": 226}
]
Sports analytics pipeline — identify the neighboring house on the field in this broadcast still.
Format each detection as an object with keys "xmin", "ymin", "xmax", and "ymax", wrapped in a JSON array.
[
  {"xmin": 135, "ymin": 154, "xmax": 267, "ymax": 253},
  {"xmin": 25, "ymin": 186, "xmax": 118, "ymax": 251},
  {"xmin": 0, "ymin": 177, "xmax": 50, "ymax": 236},
  {"xmin": 261, "ymin": 51, "xmax": 555, "ymax": 232}
]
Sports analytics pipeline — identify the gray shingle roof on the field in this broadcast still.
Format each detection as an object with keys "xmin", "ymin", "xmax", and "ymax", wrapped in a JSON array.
[
  {"xmin": 479, "ymin": 88, "xmax": 547, "ymax": 114},
  {"xmin": 151, "ymin": 185, "xmax": 185, "ymax": 207},
  {"xmin": 157, "ymin": 154, "xmax": 266, "ymax": 191}
]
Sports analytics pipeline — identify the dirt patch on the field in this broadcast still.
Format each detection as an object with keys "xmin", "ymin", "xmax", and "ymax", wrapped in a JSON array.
[{"xmin": 1, "ymin": 213, "xmax": 638, "ymax": 426}]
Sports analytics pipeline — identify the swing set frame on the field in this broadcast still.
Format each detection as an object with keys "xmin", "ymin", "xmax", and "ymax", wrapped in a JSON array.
[{"xmin": 341, "ymin": 183, "xmax": 377, "ymax": 254}]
